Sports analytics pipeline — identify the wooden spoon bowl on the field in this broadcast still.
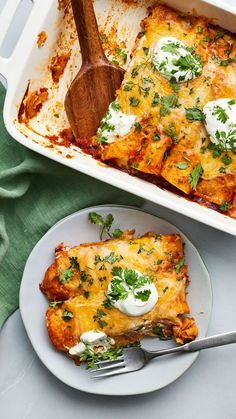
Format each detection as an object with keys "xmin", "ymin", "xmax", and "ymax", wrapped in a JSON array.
[{"xmin": 65, "ymin": 0, "xmax": 125, "ymax": 139}]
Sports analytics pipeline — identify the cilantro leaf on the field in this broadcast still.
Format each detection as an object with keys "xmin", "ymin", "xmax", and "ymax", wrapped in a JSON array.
[
  {"xmin": 152, "ymin": 325, "xmax": 172, "ymax": 340},
  {"xmin": 130, "ymin": 97, "xmax": 140, "ymax": 107},
  {"xmin": 104, "ymin": 252, "xmax": 122, "ymax": 264},
  {"xmin": 175, "ymin": 257, "xmax": 185, "ymax": 274},
  {"xmin": 188, "ymin": 164, "xmax": 203, "ymax": 190},
  {"xmin": 49, "ymin": 301, "xmax": 63, "ymax": 308},
  {"xmin": 109, "ymin": 278, "xmax": 129, "ymax": 301},
  {"xmin": 98, "ymin": 319, "xmax": 108, "ymax": 328},
  {"xmin": 143, "ymin": 47, "xmax": 149, "ymax": 56},
  {"xmin": 175, "ymin": 162, "xmax": 189, "ymax": 170},
  {"xmin": 123, "ymin": 269, "xmax": 139, "ymax": 286},
  {"xmin": 164, "ymin": 122, "xmax": 178, "ymax": 143},
  {"xmin": 88, "ymin": 212, "xmax": 114, "ymax": 240},
  {"xmin": 112, "ymin": 229, "xmax": 123, "ymax": 238},
  {"xmin": 134, "ymin": 289, "xmax": 151, "ymax": 302},
  {"xmin": 111, "ymin": 101, "xmax": 120, "ymax": 111},
  {"xmin": 123, "ymin": 81, "xmax": 134, "ymax": 91},
  {"xmin": 111, "ymin": 266, "xmax": 123, "ymax": 277},
  {"xmin": 152, "ymin": 92, "xmax": 160, "ymax": 107},
  {"xmin": 185, "ymin": 107, "xmax": 205, "ymax": 121},
  {"xmin": 220, "ymin": 201, "xmax": 231, "ymax": 211},
  {"xmin": 69, "ymin": 256, "xmax": 80, "ymax": 271},
  {"xmin": 59, "ymin": 268, "xmax": 74, "ymax": 285},
  {"xmin": 62, "ymin": 309, "xmax": 73, "ymax": 322},
  {"xmin": 169, "ymin": 78, "xmax": 180, "ymax": 93},
  {"xmin": 212, "ymin": 105, "xmax": 229, "ymax": 123},
  {"xmin": 160, "ymin": 94, "xmax": 178, "ymax": 116}
]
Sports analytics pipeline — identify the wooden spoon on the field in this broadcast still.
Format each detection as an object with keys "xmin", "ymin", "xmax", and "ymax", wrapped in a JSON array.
[{"xmin": 65, "ymin": 0, "xmax": 125, "ymax": 139}]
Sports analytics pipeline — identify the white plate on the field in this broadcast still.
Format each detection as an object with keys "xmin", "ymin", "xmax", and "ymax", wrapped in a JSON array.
[{"xmin": 20, "ymin": 205, "xmax": 212, "ymax": 396}]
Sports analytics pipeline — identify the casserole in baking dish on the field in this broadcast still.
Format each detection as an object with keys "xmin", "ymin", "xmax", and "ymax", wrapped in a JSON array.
[{"xmin": 1, "ymin": 0, "xmax": 236, "ymax": 234}]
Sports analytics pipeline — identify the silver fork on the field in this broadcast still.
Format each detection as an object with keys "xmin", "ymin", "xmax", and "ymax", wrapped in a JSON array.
[{"xmin": 90, "ymin": 331, "xmax": 236, "ymax": 378}]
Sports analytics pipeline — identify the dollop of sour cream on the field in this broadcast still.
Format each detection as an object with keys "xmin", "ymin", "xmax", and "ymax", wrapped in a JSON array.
[
  {"xmin": 203, "ymin": 98, "xmax": 236, "ymax": 150},
  {"xmin": 107, "ymin": 267, "xmax": 158, "ymax": 317},
  {"xmin": 152, "ymin": 37, "xmax": 202, "ymax": 82},
  {"xmin": 69, "ymin": 330, "xmax": 113, "ymax": 357},
  {"xmin": 97, "ymin": 101, "xmax": 136, "ymax": 144}
]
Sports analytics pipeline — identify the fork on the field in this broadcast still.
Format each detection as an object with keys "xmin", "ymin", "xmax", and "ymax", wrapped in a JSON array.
[{"xmin": 90, "ymin": 331, "xmax": 236, "ymax": 378}]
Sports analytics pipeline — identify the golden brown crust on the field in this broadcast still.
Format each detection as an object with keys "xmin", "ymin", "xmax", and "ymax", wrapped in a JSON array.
[{"xmin": 173, "ymin": 317, "xmax": 199, "ymax": 344}]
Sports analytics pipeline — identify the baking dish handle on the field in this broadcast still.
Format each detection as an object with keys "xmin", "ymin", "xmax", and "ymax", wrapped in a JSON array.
[{"xmin": 0, "ymin": 0, "xmax": 22, "ymax": 80}]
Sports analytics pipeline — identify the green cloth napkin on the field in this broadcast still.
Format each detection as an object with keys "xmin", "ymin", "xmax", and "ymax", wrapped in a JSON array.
[{"xmin": 0, "ymin": 84, "xmax": 143, "ymax": 327}]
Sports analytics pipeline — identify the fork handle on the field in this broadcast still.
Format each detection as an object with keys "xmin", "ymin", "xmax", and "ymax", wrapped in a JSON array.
[{"xmin": 145, "ymin": 332, "xmax": 236, "ymax": 359}]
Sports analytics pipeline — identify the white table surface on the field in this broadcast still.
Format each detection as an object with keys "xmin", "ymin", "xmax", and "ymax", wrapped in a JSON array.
[{"xmin": 1, "ymin": 1, "xmax": 236, "ymax": 418}]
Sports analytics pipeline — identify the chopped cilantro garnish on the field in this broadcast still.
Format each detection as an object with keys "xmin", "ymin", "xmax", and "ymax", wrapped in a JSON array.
[
  {"xmin": 104, "ymin": 252, "xmax": 123, "ymax": 264},
  {"xmin": 152, "ymin": 92, "xmax": 160, "ymax": 107},
  {"xmin": 108, "ymin": 267, "xmax": 152, "ymax": 304},
  {"xmin": 175, "ymin": 162, "xmax": 189, "ymax": 170},
  {"xmin": 112, "ymin": 48, "xmax": 127, "ymax": 65},
  {"xmin": 219, "ymin": 166, "xmax": 226, "ymax": 174},
  {"xmin": 214, "ymin": 31, "xmax": 225, "ymax": 41},
  {"xmin": 81, "ymin": 271, "xmax": 87, "ymax": 282},
  {"xmin": 112, "ymin": 228, "xmax": 123, "ymax": 238},
  {"xmin": 220, "ymin": 201, "xmax": 231, "ymax": 211},
  {"xmin": 163, "ymin": 286, "xmax": 169, "ymax": 293},
  {"xmin": 197, "ymin": 26, "xmax": 203, "ymax": 33},
  {"xmin": 160, "ymin": 94, "xmax": 178, "ymax": 116},
  {"xmin": 152, "ymin": 325, "xmax": 172, "ymax": 340},
  {"xmin": 185, "ymin": 107, "xmax": 205, "ymax": 121},
  {"xmin": 59, "ymin": 268, "xmax": 74, "ymax": 285},
  {"xmin": 134, "ymin": 122, "xmax": 142, "ymax": 133},
  {"xmin": 49, "ymin": 301, "xmax": 63, "ymax": 308},
  {"xmin": 103, "ymin": 298, "xmax": 113, "ymax": 309},
  {"xmin": 95, "ymin": 255, "xmax": 102, "ymax": 265},
  {"xmin": 123, "ymin": 81, "xmax": 134, "ymax": 91},
  {"xmin": 154, "ymin": 259, "xmax": 163, "ymax": 265},
  {"xmin": 188, "ymin": 164, "xmax": 203, "ymax": 190},
  {"xmin": 221, "ymin": 154, "xmax": 232, "ymax": 165},
  {"xmin": 69, "ymin": 256, "xmax": 80, "ymax": 271},
  {"xmin": 62, "ymin": 309, "xmax": 73, "ymax": 322},
  {"xmin": 98, "ymin": 319, "xmax": 108, "ymax": 328},
  {"xmin": 170, "ymin": 78, "xmax": 180, "ymax": 93},
  {"xmin": 134, "ymin": 289, "xmax": 151, "ymax": 302},
  {"xmin": 143, "ymin": 47, "xmax": 149, "ymax": 56},
  {"xmin": 219, "ymin": 56, "xmax": 236, "ymax": 67},
  {"xmin": 212, "ymin": 105, "xmax": 229, "ymax": 123},
  {"xmin": 153, "ymin": 132, "xmax": 160, "ymax": 141},
  {"xmin": 175, "ymin": 257, "xmax": 185, "ymax": 273},
  {"xmin": 111, "ymin": 101, "xmax": 120, "ymax": 111},
  {"xmin": 164, "ymin": 122, "xmax": 178, "ymax": 144},
  {"xmin": 130, "ymin": 97, "xmax": 140, "ymax": 107},
  {"xmin": 202, "ymin": 36, "xmax": 211, "ymax": 42}
]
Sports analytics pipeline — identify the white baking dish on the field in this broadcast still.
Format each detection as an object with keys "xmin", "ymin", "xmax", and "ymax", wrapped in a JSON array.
[{"xmin": 1, "ymin": 0, "xmax": 236, "ymax": 235}]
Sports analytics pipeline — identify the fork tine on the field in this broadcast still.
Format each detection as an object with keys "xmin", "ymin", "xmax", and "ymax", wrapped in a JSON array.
[
  {"xmin": 90, "ymin": 360, "xmax": 125, "ymax": 373},
  {"xmin": 91, "ymin": 366, "xmax": 128, "ymax": 378},
  {"xmin": 93, "ymin": 355, "xmax": 124, "ymax": 366}
]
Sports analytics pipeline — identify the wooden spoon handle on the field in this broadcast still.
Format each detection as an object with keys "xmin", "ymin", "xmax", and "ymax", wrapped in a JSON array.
[{"xmin": 70, "ymin": 0, "xmax": 107, "ymax": 65}]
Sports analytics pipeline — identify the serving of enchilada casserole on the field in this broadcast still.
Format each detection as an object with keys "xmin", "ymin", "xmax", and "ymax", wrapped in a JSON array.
[{"xmin": 40, "ymin": 222, "xmax": 198, "ymax": 366}]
